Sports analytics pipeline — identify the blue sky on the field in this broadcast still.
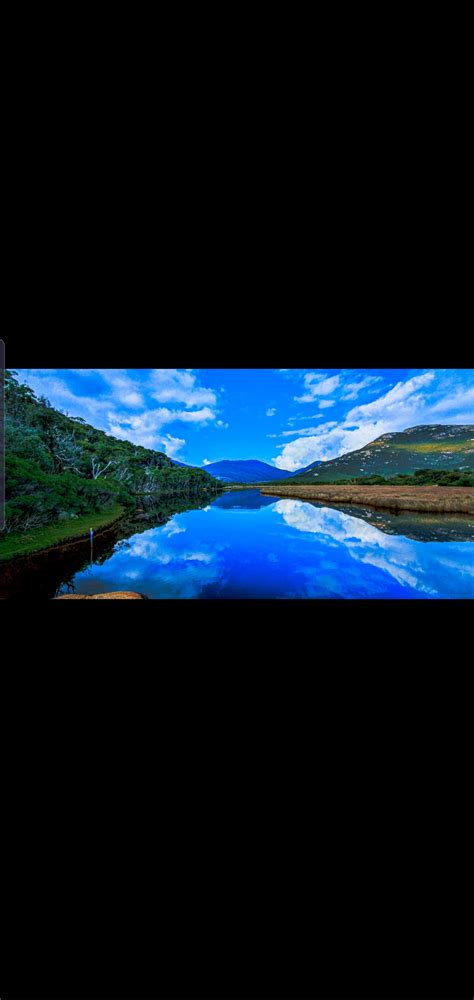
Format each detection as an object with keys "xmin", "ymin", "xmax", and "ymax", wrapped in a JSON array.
[{"xmin": 15, "ymin": 368, "xmax": 474, "ymax": 471}]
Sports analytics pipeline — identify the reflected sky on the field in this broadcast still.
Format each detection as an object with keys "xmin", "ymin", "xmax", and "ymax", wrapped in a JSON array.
[{"xmin": 62, "ymin": 490, "xmax": 474, "ymax": 600}]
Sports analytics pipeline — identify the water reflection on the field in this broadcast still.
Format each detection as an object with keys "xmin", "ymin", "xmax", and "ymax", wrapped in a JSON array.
[
  {"xmin": 1, "ymin": 489, "xmax": 473, "ymax": 599},
  {"xmin": 212, "ymin": 491, "xmax": 278, "ymax": 511},
  {"xmin": 62, "ymin": 519, "xmax": 224, "ymax": 599},
  {"xmin": 273, "ymin": 499, "xmax": 473, "ymax": 598},
  {"xmin": 308, "ymin": 501, "xmax": 474, "ymax": 543},
  {"xmin": 66, "ymin": 492, "xmax": 473, "ymax": 600}
]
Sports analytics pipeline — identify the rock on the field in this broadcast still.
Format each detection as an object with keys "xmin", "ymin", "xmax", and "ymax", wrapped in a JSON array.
[{"xmin": 55, "ymin": 592, "xmax": 146, "ymax": 600}]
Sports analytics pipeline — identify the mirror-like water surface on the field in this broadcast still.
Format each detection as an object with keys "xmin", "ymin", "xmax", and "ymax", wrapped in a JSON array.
[{"xmin": 48, "ymin": 489, "xmax": 473, "ymax": 599}]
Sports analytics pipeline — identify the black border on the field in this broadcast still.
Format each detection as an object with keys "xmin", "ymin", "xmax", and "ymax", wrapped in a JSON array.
[{"xmin": 2, "ymin": 339, "xmax": 472, "ymax": 1000}]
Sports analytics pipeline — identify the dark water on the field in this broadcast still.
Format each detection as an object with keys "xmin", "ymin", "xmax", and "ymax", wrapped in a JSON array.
[{"xmin": 1, "ymin": 490, "xmax": 473, "ymax": 599}]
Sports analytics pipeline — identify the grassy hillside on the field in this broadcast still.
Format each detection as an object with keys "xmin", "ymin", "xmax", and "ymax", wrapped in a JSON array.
[
  {"xmin": 287, "ymin": 425, "xmax": 474, "ymax": 484},
  {"xmin": 1, "ymin": 370, "xmax": 219, "ymax": 539}
]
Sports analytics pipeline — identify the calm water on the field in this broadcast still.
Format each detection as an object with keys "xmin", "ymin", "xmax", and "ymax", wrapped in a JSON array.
[{"xmin": 46, "ymin": 489, "xmax": 474, "ymax": 600}]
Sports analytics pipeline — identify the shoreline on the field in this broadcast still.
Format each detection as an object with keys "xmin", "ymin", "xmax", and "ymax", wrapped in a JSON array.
[
  {"xmin": 259, "ymin": 484, "xmax": 474, "ymax": 515},
  {"xmin": 0, "ymin": 488, "xmax": 223, "ymax": 565},
  {"xmin": 0, "ymin": 504, "xmax": 128, "ymax": 564}
]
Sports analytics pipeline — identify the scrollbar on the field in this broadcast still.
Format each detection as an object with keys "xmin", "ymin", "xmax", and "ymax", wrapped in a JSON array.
[{"xmin": 0, "ymin": 340, "xmax": 4, "ymax": 530}]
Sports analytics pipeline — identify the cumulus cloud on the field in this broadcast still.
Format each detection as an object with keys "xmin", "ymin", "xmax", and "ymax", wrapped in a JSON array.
[
  {"xmin": 160, "ymin": 435, "xmax": 187, "ymax": 459},
  {"xmin": 295, "ymin": 373, "xmax": 341, "ymax": 403},
  {"xmin": 149, "ymin": 369, "xmax": 216, "ymax": 407},
  {"xmin": 16, "ymin": 368, "xmax": 222, "ymax": 453},
  {"xmin": 266, "ymin": 407, "xmax": 277, "ymax": 416},
  {"xmin": 108, "ymin": 403, "xmax": 216, "ymax": 450},
  {"xmin": 346, "ymin": 371, "xmax": 435, "ymax": 423},
  {"xmin": 273, "ymin": 370, "xmax": 474, "ymax": 471},
  {"xmin": 274, "ymin": 427, "xmax": 341, "ymax": 470}
]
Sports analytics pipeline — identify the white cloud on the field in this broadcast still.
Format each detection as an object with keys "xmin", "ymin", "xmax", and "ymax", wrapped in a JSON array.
[
  {"xmin": 266, "ymin": 407, "xmax": 277, "ymax": 416},
  {"xmin": 149, "ymin": 369, "xmax": 216, "ymax": 408},
  {"xmin": 69, "ymin": 369, "xmax": 145, "ymax": 407},
  {"xmin": 341, "ymin": 375, "xmax": 382, "ymax": 401},
  {"xmin": 273, "ymin": 370, "xmax": 474, "ymax": 471},
  {"xmin": 16, "ymin": 368, "xmax": 221, "ymax": 452},
  {"xmin": 15, "ymin": 372, "xmax": 113, "ymax": 419},
  {"xmin": 274, "ymin": 430, "xmax": 339, "ymax": 470},
  {"xmin": 295, "ymin": 373, "xmax": 340, "ymax": 403},
  {"xmin": 288, "ymin": 413, "xmax": 325, "ymax": 424},
  {"xmin": 160, "ymin": 434, "xmax": 186, "ymax": 459},
  {"xmin": 269, "ymin": 423, "xmax": 336, "ymax": 440},
  {"xmin": 108, "ymin": 404, "xmax": 216, "ymax": 450},
  {"xmin": 346, "ymin": 371, "xmax": 435, "ymax": 424},
  {"xmin": 109, "ymin": 412, "xmax": 188, "ymax": 455}
]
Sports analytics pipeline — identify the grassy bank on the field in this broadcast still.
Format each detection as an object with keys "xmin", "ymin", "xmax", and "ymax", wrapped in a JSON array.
[
  {"xmin": 260, "ymin": 485, "xmax": 474, "ymax": 515},
  {"xmin": 0, "ymin": 504, "xmax": 127, "ymax": 562}
]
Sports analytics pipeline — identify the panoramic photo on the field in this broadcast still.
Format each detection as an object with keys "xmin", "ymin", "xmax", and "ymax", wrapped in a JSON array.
[{"xmin": 0, "ymin": 366, "xmax": 473, "ymax": 599}]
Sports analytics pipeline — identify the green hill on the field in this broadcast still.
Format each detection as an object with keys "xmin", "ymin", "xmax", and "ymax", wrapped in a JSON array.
[
  {"xmin": 288, "ymin": 425, "xmax": 474, "ymax": 483},
  {"xmin": 2, "ymin": 370, "xmax": 219, "ymax": 538}
]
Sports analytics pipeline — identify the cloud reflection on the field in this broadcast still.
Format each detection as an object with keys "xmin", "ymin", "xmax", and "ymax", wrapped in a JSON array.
[{"xmin": 274, "ymin": 500, "xmax": 474, "ymax": 597}]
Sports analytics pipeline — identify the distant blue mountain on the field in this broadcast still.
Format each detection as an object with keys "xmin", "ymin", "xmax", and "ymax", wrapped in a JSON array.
[{"xmin": 200, "ymin": 460, "xmax": 295, "ymax": 483}]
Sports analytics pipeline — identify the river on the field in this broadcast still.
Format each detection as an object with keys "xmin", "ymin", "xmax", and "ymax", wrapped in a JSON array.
[{"xmin": 1, "ymin": 489, "xmax": 473, "ymax": 599}]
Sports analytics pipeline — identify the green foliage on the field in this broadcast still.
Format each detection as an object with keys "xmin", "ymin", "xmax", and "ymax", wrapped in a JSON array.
[
  {"xmin": 3, "ymin": 370, "xmax": 219, "ymax": 536},
  {"xmin": 412, "ymin": 468, "xmax": 474, "ymax": 486},
  {"xmin": 4, "ymin": 454, "xmax": 133, "ymax": 533},
  {"xmin": 303, "ymin": 469, "xmax": 474, "ymax": 487}
]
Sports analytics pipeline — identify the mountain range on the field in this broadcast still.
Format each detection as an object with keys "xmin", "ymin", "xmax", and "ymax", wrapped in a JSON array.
[
  {"xmin": 286, "ymin": 425, "xmax": 474, "ymax": 483},
  {"xmin": 173, "ymin": 426, "xmax": 474, "ymax": 484},
  {"xmin": 199, "ymin": 460, "xmax": 295, "ymax": 483}
]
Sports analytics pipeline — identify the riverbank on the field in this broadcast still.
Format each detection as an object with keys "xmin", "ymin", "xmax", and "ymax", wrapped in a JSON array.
[
  {"xmin": 0, "ymin": 488, "xmax": 222, "ymax": 568},
  {"xmin": 260, "ymin": 485, "xmax": 474, "ymax": 514},
  {"xmin": 0, "ymin": 504, "xmax": 128, "ymax": 562},
  {"xmin": 222, "ymin": 483, "xmax": 272, "ymax": 490}
]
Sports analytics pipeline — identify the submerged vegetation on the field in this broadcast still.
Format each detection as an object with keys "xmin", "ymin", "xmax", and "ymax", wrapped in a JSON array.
[{"xmin": 2, "ymin": 371, "xmax": 219, "ymax": 541}]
